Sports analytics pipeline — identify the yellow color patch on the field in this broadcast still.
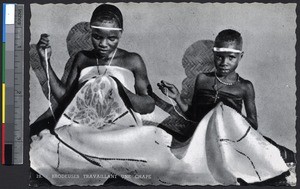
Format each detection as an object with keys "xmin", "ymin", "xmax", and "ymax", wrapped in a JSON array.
[{"xmin": 2, "ymin": 84, "xmax": 5, "ymax": 123}]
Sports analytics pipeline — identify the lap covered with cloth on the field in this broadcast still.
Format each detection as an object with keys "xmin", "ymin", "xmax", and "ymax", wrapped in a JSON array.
[{"xmin": 30, "ymin": 66, "xmax": 289, "ymax": 186}]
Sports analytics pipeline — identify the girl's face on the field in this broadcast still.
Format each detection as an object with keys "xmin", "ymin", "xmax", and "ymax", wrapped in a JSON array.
[
  {"xmin": 91, "ymin": 20, "xmax": 122, "ymax": 58},
  {"xmin": 213, "ymin": 41, "xmax": 243, "ymax": 76}
]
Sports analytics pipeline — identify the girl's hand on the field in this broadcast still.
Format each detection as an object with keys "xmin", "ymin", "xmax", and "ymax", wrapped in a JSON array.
[
  {"xmin": 157, "ymin": 80, "xmax": 179, "ymax": 99},
  {"xmin": 37, "ymin": 33, "xmax": 52, "ymax": 62}
]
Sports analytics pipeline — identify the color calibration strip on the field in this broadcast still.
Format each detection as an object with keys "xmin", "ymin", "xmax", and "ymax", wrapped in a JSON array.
[
  {"xmin": 2, "ymin": 3, "xmax": 24, "ymax": 165},
  {"xmin": 1, "ymin": 4, "xmax": 5, "ymax": 165}
]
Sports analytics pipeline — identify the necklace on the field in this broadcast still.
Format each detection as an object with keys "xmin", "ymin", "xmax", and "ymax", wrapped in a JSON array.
[
  {"xmin": 213, "ymin": 72, "xmax": 240, "ymax": 103},
  {"xmin": 96, "ymin": 49, "xmax": 118, "ymax": 74},
  {"xmin": 215, "ymin": 72, "xmax": 240, "ymax": 86},
  {"xmin": 213, "ymin": 79, "xmax": 223, "ymax": 103}
]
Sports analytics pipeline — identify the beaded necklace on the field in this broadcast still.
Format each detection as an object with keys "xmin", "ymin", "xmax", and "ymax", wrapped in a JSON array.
[
  {"xmin": 213, "ymin": 72, "xmax": 240, "ymax": 103},
  {"xmin": 215, "ymin": 72, "xmax": 240, "ymax": 86}
]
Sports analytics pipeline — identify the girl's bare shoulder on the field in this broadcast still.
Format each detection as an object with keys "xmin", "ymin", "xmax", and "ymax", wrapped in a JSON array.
[
  {"xmin": 196, "ymin": 72, "xmax": 215, "ymax": 82},
  {"xmin": 120, "ymin": 49, "xmax": 142, "ymax": 62},
  {"xmin": 74, "ymin": 50, "xmax": 94, "ymax": 67},
  {"xmin": 118, "ymin": 49, "xmax": 145, "ymax": 71},
  {"xmin": 238, "ymin": 76, "xmax": 255, "ymax": 95}
]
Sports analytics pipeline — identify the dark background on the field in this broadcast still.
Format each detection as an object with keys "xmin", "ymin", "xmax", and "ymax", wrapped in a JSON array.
[{"xmin": 0, "ymin": 0, "xmax": 299, "ymax": 188}]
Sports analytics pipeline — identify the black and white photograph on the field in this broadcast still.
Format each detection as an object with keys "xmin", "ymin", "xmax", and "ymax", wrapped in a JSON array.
[{"xmin": 28, "ymin": 2, "xmax": 297, "ymax": 186}]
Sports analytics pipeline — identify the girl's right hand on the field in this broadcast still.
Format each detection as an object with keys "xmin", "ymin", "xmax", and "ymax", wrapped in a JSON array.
[
  {"xmin": 37, "ymin": 33, "xmax": 52, "ymax": 61},
  {"xmin": 157, "ymin": 80, "xmax": 180, "ymax": 99}
]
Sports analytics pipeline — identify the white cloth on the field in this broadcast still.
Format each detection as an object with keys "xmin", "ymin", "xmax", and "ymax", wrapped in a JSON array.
[{"xmin": 30, "ymin": 66, "xmax": 288, "ymax": 186}]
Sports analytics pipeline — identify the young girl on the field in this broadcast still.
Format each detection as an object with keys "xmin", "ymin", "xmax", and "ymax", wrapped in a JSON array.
[
  {"xmin": 158, "ymin": 29, "xmax": 294, "ymax": 183},
  {"xmin": 158, "ymin": 29, "xmax": 257, "ymax": 130},
  {"xmin": 30, "ymin": 4, "xmax": 158, "ymax": 186},
  {"xmin": 37, "ymin": 4, "xmax": 154, "ymax": 114},
  {"xmin": 30, "ymin": 4, "xmax": 155, "ymax": 136}
]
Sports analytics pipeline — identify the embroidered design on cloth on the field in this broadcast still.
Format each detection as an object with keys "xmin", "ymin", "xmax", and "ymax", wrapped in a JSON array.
[{"xmin": 64, "ymin": 75, "xmax": 123, "ymax": 129}]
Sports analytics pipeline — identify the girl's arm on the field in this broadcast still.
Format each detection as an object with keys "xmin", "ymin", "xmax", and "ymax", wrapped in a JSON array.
[
  {"xmin": 243, "ymin": 81, "xmax": 258, "ymax": 129},
  {"xmin": 123, "ymin": 53, "xmax": 155, "ymax": 114},
  {"xmin": 37, "ymin": 34, "xmax": 81, "ymax": 102},
  {"xmin": 184, "ymin": 73, "xmax": 206, "ymax": 120},
  {"xmin": 157, "ymin": 80, "xmax": 189, "ymax": 113},
  {"xmin": 157, "ymin": 73, "xmax": 209, "ymax": 114}
]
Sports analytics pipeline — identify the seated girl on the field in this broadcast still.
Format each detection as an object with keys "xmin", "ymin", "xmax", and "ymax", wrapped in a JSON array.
[
  {"xmin": 30, "ymin": 4, "xmax": 155, "ymax": 135},
  {"xmin": 158, "ymin": 29, "xmax": 294, "ymax": 183}
]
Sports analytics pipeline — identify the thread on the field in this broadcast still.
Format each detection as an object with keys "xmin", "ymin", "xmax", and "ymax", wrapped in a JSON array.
[
  {"xmin": 166, "ymin": 90, "xmax": 197, "ymax": 123},
  {"xmin": 45, "ymin": 48, "xmax": 56, "ymax": 120}
]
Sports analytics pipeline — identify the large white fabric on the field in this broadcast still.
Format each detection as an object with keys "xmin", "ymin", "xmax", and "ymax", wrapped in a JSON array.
[{"xmin": 30, "ymin": 66, "xmax": 288, "ymax": 186}]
